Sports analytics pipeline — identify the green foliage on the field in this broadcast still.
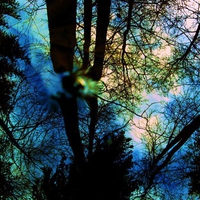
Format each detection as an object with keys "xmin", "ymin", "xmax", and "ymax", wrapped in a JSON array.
[
  {"xmin": 0, "ymin": 0, "xmax": 20, "ymax": 27},
  {"xmin": 0, "ymin": 1, "xmax": 29, "ymax": 199},
  {"xmin": 0, "ymin": 1, "xmax": 27, "ymax": 114}
]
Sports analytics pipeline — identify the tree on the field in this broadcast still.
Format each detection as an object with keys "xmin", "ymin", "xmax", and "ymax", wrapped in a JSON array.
[
  {"xmin": 44, "ymin": 0, "xmax": 200, "ymax": 198},
  {"xmin": 2, "ymin": 0, "xmax": 200, "ymax": 199},
  {"xmin": 32, "ymin": 131, "xmax": 136, "ymax": 200},
  {"xmin": 0, "ymin": 135, "xmax": 15, "ymax": 200},
  {"xmin": 0, "ymin": 1, "xmax": 31, "ymax": 199},
  {"xmin": 0, "ymin": 0, "xmax": 28, "ymax": 114},
  {"xmin": 185, "ymin": 130, "xmax": 200, "ymax": 197},
  {"xmin": 45, "ymin": 0, "xmax": 112, "ymax": 167},
  {"xmin": 131, "ymin": 86, "xmax": 200, "ymax": 199}
]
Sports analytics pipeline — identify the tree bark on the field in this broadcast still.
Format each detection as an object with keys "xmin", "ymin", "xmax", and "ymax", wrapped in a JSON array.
[
  {"xmin": 58, "ymin": 95, "xmax": 85, "ymax": 167},
  {"xmin": 46, "ymin": 0, "xmax": 77, "ymax": 72},
  {"xmin": 46, "ymin": 0, "xmax": 85, "ymax": 167},
  {"xmin": 87, "ymin": 0, "xmax": 111, "ymax": 158},
  {"xmin": 89, "ymin": 0, "xmax": 111, "ymax": 81},
  {"xmin": 82, "ymin": 0, "xmax": 92, "ymax": 70}
]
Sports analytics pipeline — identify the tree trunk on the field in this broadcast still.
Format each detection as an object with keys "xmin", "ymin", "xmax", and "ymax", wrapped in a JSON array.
[
  {"xmin": 46, "ymin": 0, "xmax": 85, "ymax": 167},
  {"xmin": 46, "ymin": 0, "xmax": 77, "ymax": 72}
]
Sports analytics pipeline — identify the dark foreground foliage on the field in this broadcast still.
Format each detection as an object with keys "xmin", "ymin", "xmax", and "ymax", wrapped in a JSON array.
[{"xmin": 32, "ymin": 131, "xmax": 136, "ymax": 200}]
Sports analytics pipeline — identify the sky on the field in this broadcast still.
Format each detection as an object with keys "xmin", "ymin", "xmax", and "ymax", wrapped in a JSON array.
[
  {"xmin": 5, "ymin": 0, "xmax": 200, "ymax": 199},
  {"xmin": 12, "ymin": 0, "xmax": 199, "ymax": 145}
]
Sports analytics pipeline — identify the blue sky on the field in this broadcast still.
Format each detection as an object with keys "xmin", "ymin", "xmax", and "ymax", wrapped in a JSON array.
[{"xmin": 6, "ymin": 1, "xmax": 200, "ymax": 198}]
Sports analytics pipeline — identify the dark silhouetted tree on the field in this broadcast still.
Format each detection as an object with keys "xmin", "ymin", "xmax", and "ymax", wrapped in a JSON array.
[
  {"xmin": 32, "ymin": 131, "xmax": 136, "ymax": 200},
  {"xmin": 0, "ymin": 1, "xmax": 29, "ymax": 199},
  {"xmin": 0, "ymin": 1, "xmax": 28, "ymax": 114},
  {"xmin": 2, "ymin": 0, "xmax": 199, "ymax": 199},
  {"xmin": 186, "ymin": 130, "xmax": 200, "ymax": 197}
]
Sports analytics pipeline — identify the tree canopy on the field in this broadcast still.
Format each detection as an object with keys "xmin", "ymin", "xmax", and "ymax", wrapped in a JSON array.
[{"xmin": 1, "ymin": 0, "xmax": 200, "ymax": 199}]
